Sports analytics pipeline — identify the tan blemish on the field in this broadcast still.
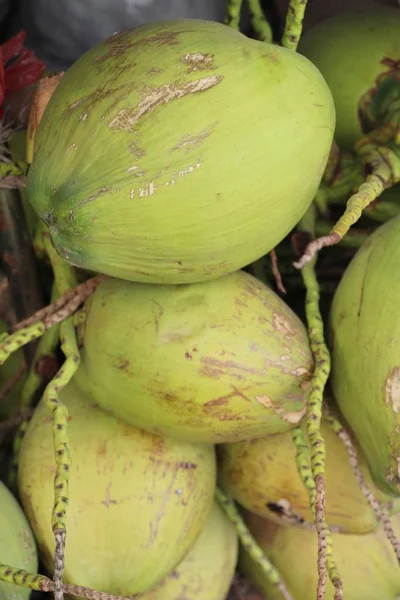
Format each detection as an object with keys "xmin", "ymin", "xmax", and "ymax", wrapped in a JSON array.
[
  {"xmin": 127, "ymin": 165, "xmax": 146, "ymax": 176},
  {"xmin": 181, "ymin": 51, "xmax": 215, "ymax": 72},
  {"xmin": 256, "ymin": 395, "xmax": 305, "ymax": 424},
  {"xmin": 272, "ymin": 313, "xmax": 295, "ymax": 337},
  {"xmin": 282, "ymin": 406, "xmax": 306, "ymax": 424},
  {"xmin": 255, "ymin": 395, "xmax": 273, "ymax": 408},
  {"xmin": 385, "ymin": 367, "xmax": 400, "ymax": 413},
  {"xmin": 128, "ymin": 142, "xmax": 145, "ymax": 157},
  {"xmin": 108, "ymin": 76, "xmax": 223, "ymax": 131},
  {"xmin": 292, "ymin": 366, "xmax": 310, "ymax": 377},
  {"xmin": 171, "ymin": 122, "xmax": 218, "ymax": 154}
]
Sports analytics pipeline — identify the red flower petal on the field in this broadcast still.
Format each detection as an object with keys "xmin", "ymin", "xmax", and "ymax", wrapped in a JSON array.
[
  {"xmin": 1, "ymin": 31, "xmax": 27, "ymax": 65},
  {"xmin": 5, "ymin": 48, "xmax": 46, "ymax": 94}
]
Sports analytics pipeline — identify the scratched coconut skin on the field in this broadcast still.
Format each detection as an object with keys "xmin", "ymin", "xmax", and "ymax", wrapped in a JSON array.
[
  {"xmin": 217, "ymin": 413, "xmax": 400, "ymax": 534},
  {"xmin": 298, "ymin": 7, "xmax": 400, "ymax": 150},
  {"xmin": 329, "ymin": 215, "xmax": 400, "ymax": 497},
  {"xmin": 140, "ymin": 502, "xmax": 237, "ymax": 600},
  {"xmin": 0, "ymin": 482, "xmax": 38, "ymax": 600},
  {"xmin": 27, "ymin": 19, "xmax": 335, "ymax": 284},
  {"xmin": 74, "ymin": 270, "xmax": 313, "ymax": 444},
  {"xmin": 240, "ymin": 510, "xmax": 400, "ymax": 600},
  {"xmin": 17, "ymin": 379, "xmax": 216, "ymax": 595}
]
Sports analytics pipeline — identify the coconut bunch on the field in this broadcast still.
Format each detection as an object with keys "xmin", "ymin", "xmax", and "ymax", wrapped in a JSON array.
[{"xmin": 1, "ymin": 2, "xmax": 400, "ymax": 600}]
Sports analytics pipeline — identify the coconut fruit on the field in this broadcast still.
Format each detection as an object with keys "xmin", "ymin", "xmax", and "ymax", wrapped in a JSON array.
[
  {"xmin": 27, "ymin": 19, "xmax": 335, "ymax": 284},
  {"xmin": 17, "ymin": 378, "xmax": 216, "ymax": 595},
  {"xmin": 0, "ymin": 481, "xmax": 38, "ymax": 600},
  {"xmin": 329, "ymin": 215, "xmax": 400, "ymax": 497},
  {"xmin": 299, "ymin": 8, "xmax": 400, "ymax": 150},
  {"xmin": 240, "ymin": 510, "xmax": 400, "ymax": 600},
  {"xmin": 74, "ymin": 270, "xmax": 313, "ymax": 444},
  {"xmin": 138, "ymin": 502, "xmax": 237, "ymax": 600},
  {"xmin": 218, "ymin": 412, "xmax": 400, "ymax": 534}
]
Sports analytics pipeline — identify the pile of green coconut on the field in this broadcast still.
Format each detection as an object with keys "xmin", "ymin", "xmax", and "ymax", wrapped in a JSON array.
[{"xmin": 1, "ymin": 2, "xmax": 400, "ymax": 600}]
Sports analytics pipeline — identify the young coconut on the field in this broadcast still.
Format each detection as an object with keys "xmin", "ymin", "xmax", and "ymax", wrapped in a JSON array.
[
  {"xmin": 239, "ymin": 510, "xmax": 400, "ymax": 600},
  {"xmin": 293, "ymin": 8, "xmax": 400, "ymax": 269},
  {"xmin": 27, "ymin": 19, "xmax": 335, "ymax": 285},
  {"xmin": 74, "ymin": 270, "xmax": 314, "ymax": 444},
  {"xmin": 17, "ymin": 378, "xmax": 216, "ymax": 595},
  {"xmin": 137, "ymin": 502, "xmax": 238, "ymax": 600},
  {"xmin": 329, "ymin": 214, "xmax": 400, "ymax": 497},
  {"xmin": 218, "ymin": 411, "xmax": 400, "ymax": 534},
  {"xmin": 298, "ymin": 7, "xmax": 400, "ymax": 151},
  {"xmin": 0, "ymin": 481, "xmax": 38, "ymax": 600}
]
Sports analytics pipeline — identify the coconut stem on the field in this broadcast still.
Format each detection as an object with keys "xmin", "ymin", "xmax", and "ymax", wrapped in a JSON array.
[
  {"xmin": 0, "ymin": 565, "xmax": 135, "ymax": 599},
  {"xmin": 324, "ymin": 406, "xmax": 400, "ymax": 565},
  {"xmin": 224, "ymin": 0, "xmax": 243, "ymax": 28},
  {"xmin": 42, "ymin": 238, "xmax": 82, "ymax": 600},
  {"xmin": 293, "ymin": 143, "xmax": 399, "ymax": 269},
  {"xmin": 294, "ymin": 205, "xmax": 343, "ymax": 600},
  {"xmin": 247, "ymin": 0, "xmax": 273, "ymax": 42},
  {"xmin": 8, "ymin": 291, "xmax": 60, "ymax": 490},
  {"xmin": 215, "ymin": 487, "xmax": 294, "ymax": 600},
  {"xmin": 0, "ymin": 273, "xmax": 103, "ymax": 365},
  {"xmin": 269, "ymin": 249, "xmax": 286, "ymax": 293},
  {"xmin": 281, "ymin": 0, "xmax": 308, "ymax": 51}
]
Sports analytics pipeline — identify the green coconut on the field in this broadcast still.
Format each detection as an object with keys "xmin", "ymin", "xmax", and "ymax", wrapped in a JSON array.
[
  {"xmin": 329, "ymin": 214, "xmax": 400, "ymax": 496},
  {"xmin": 26, "ymin": 19, "xmax": 335, "ymax": 284},
  {"xmin": 0, "ymin": 482, "xmax": 38, "ymax": 600},
  {"xmin": 138, "ymin": 502, "xmax": 237, "ymax": 600},
  {"xmin": 299, "ymin": 7, "xmax": 400, "ymax": 151},
  {"xmin": 74, "ymin": 270, "xmax": 313, "ymax": 444},
  {"xmin": 218, "ymin": 411, "xmax": 400, "ymax": 534},
  {"xmin": 17, "ymin": 378, "xmax": 216, "ymax": 595},
  {"xmin": 239, "ymin": 510, "xmax": 400, "ymax": 600}
]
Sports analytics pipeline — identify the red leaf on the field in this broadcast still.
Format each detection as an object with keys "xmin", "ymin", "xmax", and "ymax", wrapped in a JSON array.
[
  {"xmin": 5, "ymin": 48, "xmax": 46, "ymax": 94},
  {"xmin": 1, "ymin": 31, "xmax": 27, "ymax": 65}
]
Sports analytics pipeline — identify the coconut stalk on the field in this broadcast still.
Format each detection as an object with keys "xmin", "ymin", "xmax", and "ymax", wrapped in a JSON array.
[
  {"xmin": 216, "ymin": 488, "xmax": 293, "ymax": 600},
  {"xmin": 292, "ymin": 204, "xmax": 343, "ymax": 600},
  {"xmin": 294, "ymin": 8, "xmax": 400, "ymax": 266},
  {"xmin": 324, "ymin": 404, "xmax": 400, "ymax": 563},
  {"xmin": 281, "ymin": 0, "xmax": 309, "ymax": 50}
]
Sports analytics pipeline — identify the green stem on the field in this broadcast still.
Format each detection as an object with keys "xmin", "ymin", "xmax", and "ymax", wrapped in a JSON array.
[
  {"xmin": 215, "ymin": 488, "xmax": 294, "ymax": 600},
  {"xmin": 224, "ymin": 0, "xmax": 243, "ymax": 28},
  {"xmin": 281, "ymin": 0, "xmax": 308, "ymax": 51},
  {"xmin": 43, "ymin": 237, "xmax": 79, "ymax": 600},
  {"xmin": 8, "ymin": 286, "xmax": 60, "ymax": 490},
  {"xmin": 296, "ymin": 205, "xmax": 343, "ymax": 600},
  {"xmin": 247, "ymin": 0, "xmax": 273, "ymax": 42}
]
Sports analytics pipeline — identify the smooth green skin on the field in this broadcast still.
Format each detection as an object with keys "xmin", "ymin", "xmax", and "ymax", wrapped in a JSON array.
[
  {"xmin": 27, "ymin": 19, "xmax": 335, "ymax": 284},
  {"xmin": 75, "ymin": 270, "xmax": 313, "ymax": 444},
  {"xmin": 0, "ymin": 482, "xmax": 38, "ymax": 600},
  {"xmin": 139, "ymin": 502, "xmax": 237, "ymax": 600},
  {"xmin": 218, "ymin": 416, "xmax": 400, "ymax": 534},
  {"xmin": 17, "ymin": 379, "xmax": 216, "ymax": 595},
  {"xmin": 329, "ymin": 215, "xmax": 400, "ymax": 497},
  {"xmin": 299, "ymin": 8, "xmax": 400, "ymax": 151},
  {"xmin": 240, "ymin": 510, "xmax": 400, "ymax": 600}
]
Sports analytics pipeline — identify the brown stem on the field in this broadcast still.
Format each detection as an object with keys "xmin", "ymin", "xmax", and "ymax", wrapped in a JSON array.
[
  {"xmin": 11, "ymin": 275, "xmax": 105, "ymax": 334},
  {"xmin": 269, "ymin": 249, "xmax": 287, "ymax": 294}
]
